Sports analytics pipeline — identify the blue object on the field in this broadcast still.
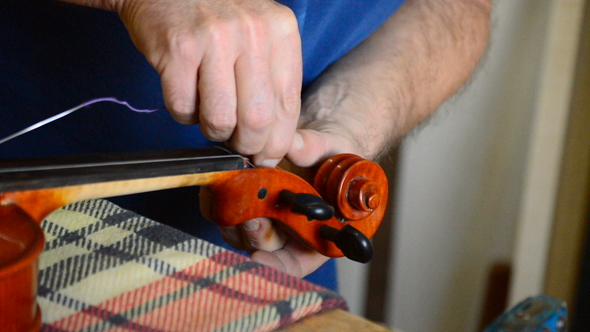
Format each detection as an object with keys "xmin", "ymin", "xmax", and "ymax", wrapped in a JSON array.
[
  {"xmin": 484, "ymin": 295, "xmax": 567, "ymax": 332},
  {"xmin": 278, "ymin": 0, "xmax": 406, "ymax": 88}
]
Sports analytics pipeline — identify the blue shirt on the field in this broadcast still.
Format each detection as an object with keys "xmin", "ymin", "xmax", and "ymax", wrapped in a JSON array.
[{"xmin": 0, "ymin": 0, "xmax": 404, "ymax": 289}]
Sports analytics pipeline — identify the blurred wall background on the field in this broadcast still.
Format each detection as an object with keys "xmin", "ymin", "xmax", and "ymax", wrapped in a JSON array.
[{"xmin": 337, "ymin": 0, "xmax": 585, "ymax": 331}]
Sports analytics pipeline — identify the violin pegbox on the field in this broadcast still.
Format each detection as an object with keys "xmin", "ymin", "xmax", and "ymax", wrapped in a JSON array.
[{"xmin": 199, "ymin": 153, "xmax": 389, "ymax": 262}]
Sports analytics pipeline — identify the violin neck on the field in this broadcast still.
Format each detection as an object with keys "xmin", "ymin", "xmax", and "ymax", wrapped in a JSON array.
[
  {"xmin": 0, "ymin": 148, "xmax": 246, "ymax": 222},
  {"xmin": 0, "ymin": 148, "xmax": 245, "ymax": 192}
]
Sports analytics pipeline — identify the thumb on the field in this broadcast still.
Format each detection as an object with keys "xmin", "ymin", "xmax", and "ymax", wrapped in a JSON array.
[
  {"xmin": 286, "ymin": 129, "xmax": 330, "ymax": 168},
  {"xmin": 287, "ymin": 128, "xmax": 360, "ymax": 168}
]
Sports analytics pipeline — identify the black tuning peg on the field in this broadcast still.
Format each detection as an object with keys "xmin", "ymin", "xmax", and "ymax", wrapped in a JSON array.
[
  {"xmin": 319, "ymin": 224, "xmax": 373, "ymax": 263},
  {"xmin": 278, "ymin": 190, "xmax": 334, "ymax": 221}
]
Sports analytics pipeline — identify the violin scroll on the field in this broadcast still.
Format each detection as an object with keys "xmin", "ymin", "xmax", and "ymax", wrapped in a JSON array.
[
  {"xmin": 207, "ymin": 153, "xmax": 388, "ymax": 261},
  {"xmin": 314, "ymin": 154, "xmax": 387, "ymax": 222}
]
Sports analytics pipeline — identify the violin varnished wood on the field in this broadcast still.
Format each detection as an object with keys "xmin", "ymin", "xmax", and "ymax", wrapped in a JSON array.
[{"xmin": 0, "ymin": 149, "xmax": 389, "ymax": 330}]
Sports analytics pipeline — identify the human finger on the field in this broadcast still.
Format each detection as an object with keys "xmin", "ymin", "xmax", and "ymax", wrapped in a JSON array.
[
  {"xmin": 250, "ymin": 239, "xmax": 330, "ymax": 277},
  {"xmin": 200, "ymin": 187, "xmax": 288, "ymax": 253},
  {"xmin": 218, "ymin": 218, "xmax": 287, "ymax": 254},
  {"xmin": 249, "ymin": 30, "xmax": 302, "ymax": 167},
  {"xmin": 238, "ymin": 218, "xmax": 288, "ymax": 254},
  {"xmin": 197, "ymin": 40, "xmax": 238, "ymax": 142},
  {"xmin": 218, "ymin": 225, "xmax": 247, "ymax": 251},
  {"xmin": 287, "ymin": 128, "xmax": 362, "ymax": 168},
  {"xmin": 157, "ymin": 40, "xmax": 205, "ymax": 125},
  {"xmin": 225, "ymin": 39, "xmax": 274, "ymax": 158}
]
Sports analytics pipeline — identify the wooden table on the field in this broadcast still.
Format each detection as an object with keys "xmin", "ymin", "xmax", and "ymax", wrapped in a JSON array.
[{"xmin": 278, "ymin": 309, "xmax": 396, "ymax": 332}]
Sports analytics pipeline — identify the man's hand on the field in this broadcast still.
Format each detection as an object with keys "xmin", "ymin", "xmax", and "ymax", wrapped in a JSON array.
[
  {"xmin": 62, "ymin": 0, "xmax": 490, "ymax": 278},
  {"xmin": 63, "ymin": 0, "xmax": 320, "ymax": 277},
  {"xmin": 217, "ymin": 0, "xmax": 492, "ymax": 277},
  {"xmin": 211, "ymin": 129, "xmax": 362, "ymax": 278},
  {"xmin": 103, "ymin": 0, "xmax": 302, "ymax": 167}
]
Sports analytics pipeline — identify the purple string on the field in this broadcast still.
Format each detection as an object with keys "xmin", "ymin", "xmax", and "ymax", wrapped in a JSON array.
[
  {"xmin": 0, "ymin": 97, "xmax": 164, "ymax": 145},
  {"xmin": 82, "ymin": 97, "xmax": 165, "ymax": 113}
]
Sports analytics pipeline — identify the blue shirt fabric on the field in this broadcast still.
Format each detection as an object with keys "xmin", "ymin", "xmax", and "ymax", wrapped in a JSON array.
[{"xmin": 0, "ymin": 0, "xmax": 404, "ymax": 289}]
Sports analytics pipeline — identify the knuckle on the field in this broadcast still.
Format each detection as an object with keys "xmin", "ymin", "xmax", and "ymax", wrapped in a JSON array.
[
  {"xmin": 279, "ymin": 89, "xmax": 301, "ymax": 118},
  {"xmin": 199, "ymin": 91, "xmax": 237, "ymax": 140},
  {"xmin": 165, "ymin": 33, "xmax": 200, "ymax": 66},
  {"xmin": 202, "ymin": 18, "xmax": 234, "ymax": 46},
  {"xmin": 201, "ymin": 114, "xmax": 235, "ymax": 140},
  {"xmin": 236, "ymin": 12, "xmax": 256, "ymax": 30},
  {"xmin": 230, "ymin": 139, "xmax": 263, "ymax": 156},
  {"xmin": 232, "ymin": 143, "xmax": 260, "ymax": 157},
  {"xmin": 207, "ymin": 114, "xmax": 235, "ymax": 132},
  {"xmin": 266, "ymin": 136, "xmax": 291, "ymax": 156},
  {"xmin": 239, "ymin": 4, "xmax": 298, "ymax": 41},
  {"xmin": 271, "ymin": 6, "xmax": 299, "ymax": 34},
  {"xmin": 242, "ymin": 106, "xmax": 274, "ymax": 131},
  {"xmin": 167, "ymin": 100, "xmax": 197, "ymax": 124}
]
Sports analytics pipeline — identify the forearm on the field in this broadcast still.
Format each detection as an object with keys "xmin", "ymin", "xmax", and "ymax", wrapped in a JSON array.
[
  {"xmin": 59, "ymin": 0, "xmax": 121, "ymax": 12},
  {"xmin": 300, "ymin": 0, "xmax": 491, "ymax": 160}
]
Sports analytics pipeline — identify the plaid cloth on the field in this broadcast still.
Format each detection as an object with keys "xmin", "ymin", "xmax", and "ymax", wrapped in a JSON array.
[{"xmin": 37, "ymin": 199, "xmax": 347, "ymax": 332}]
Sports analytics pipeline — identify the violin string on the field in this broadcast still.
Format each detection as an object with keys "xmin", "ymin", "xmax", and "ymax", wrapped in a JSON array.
[
  {"xmin": 243, "ymin": 158, "xmax": 256, "ymax": 168},
  {"xmin": 0, "ymin": 97, "xmax": 164, "ymax": 146},
  {"xmin": 213, "ymin": 145, "xmax": 255, "ymax": 168}
]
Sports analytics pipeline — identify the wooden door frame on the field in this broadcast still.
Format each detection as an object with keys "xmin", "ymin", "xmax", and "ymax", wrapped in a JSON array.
[
  {"xmin": 544, "ymin": 0, "xmax": 590, "ymax": 317},
  {"xmin": 509, "ymin": 0, "xmax": 588, "ymax": 305}
]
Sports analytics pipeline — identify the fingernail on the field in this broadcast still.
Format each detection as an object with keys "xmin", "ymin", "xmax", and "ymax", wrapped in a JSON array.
[
  {"xmin": 292, "ymin": 132, "xmax": 304, "ymax": 150},
  {"xmin": 258, "ymin": 158, "xmax": 281, "ymax": 168},
  {"xmin": 242, "ymin": 219, "xmax": 261, "ymax": 231}
]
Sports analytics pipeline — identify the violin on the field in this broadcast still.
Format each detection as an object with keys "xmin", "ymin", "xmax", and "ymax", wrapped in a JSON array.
[{"xmin": 0, "ymin": 148, "xmax": 388, "ymax": 331}]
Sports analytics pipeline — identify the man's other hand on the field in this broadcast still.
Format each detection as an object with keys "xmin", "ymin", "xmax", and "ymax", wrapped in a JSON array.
[{"xmin": 117, "ymin": 0, "xmax": 302, "ymax": 167}]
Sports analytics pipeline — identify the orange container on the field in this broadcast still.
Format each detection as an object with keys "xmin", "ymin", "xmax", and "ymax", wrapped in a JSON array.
[{"xmin": 0, "ymin": 205, "xmax": 44, "ymax": 332}]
